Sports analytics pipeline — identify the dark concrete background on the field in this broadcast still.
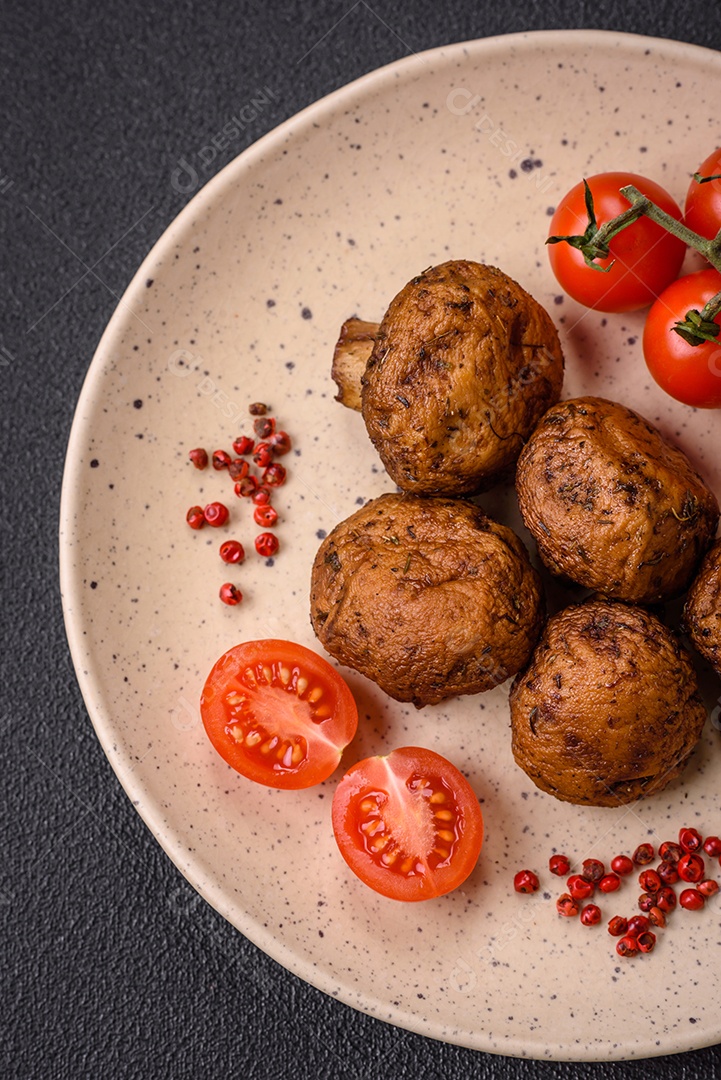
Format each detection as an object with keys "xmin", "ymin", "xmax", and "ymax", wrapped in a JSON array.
[{"xmin": 2, "ymin": 1, "xmax": 721, "ymax": 1076}]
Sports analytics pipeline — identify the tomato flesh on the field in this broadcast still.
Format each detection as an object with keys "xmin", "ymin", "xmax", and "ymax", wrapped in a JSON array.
[
  {"xmin": 200, "ymin": 640, "xmax": 358, "ymax": 788},
  {"xmin": 685, "ymin": 148, "xmax": 721, "ymax": 242},
  {"xmin": 548, "ymin": 172, "xmax": 686, "ymax": 312},
  {"xmin": 332, "ymin": 747, "xmax": 483, "ymax": 901},
  {"xmin": 643, "ymin": 268, "xmax": 721, "ymax": 409}
]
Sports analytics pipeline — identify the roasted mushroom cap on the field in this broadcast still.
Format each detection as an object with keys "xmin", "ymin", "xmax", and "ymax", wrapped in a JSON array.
[
  {"xmin": 516, "ymin": 396, "xmax": 719, "ymax": 604},
  {"xmin": 510, "ymin": 599, "xmax": 706, "ymax": 807},
  {"xmin": 684, "ymin": 538, "xmax": 721, "ymax": 676},
  {"xmin": 310, "ymin": 492, "xmax": 544, "ymax": 707},
  {"xmin": 359, "ymin": 260, "xmax": 564, "ymax": 495}
]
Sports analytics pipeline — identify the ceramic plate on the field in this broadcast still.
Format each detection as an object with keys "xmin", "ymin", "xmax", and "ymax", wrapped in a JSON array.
[{"xmin": 60, "ymin": 30, "xmax": 721, "ymax": 1060}]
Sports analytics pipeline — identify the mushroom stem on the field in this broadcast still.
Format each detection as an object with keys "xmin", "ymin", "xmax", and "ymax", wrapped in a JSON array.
[{"xmin": 331, "ymin": 318, "xmax": 379, "ymax": 411}]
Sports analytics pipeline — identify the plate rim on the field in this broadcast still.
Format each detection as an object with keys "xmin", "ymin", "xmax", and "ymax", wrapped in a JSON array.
[{"xmin": 59, "ymin": 28, "xmax": 721, "ymax": 1062}]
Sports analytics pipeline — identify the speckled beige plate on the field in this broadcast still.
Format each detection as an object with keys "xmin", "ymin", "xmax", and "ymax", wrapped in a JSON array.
[{"xmin": 60, "ymin": 30, "xmax": 721, "ymax": 1061}]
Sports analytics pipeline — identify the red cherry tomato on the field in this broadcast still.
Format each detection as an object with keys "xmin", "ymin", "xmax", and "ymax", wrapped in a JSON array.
[
  {"xmin": 331, "ymin": 747, "xmax": 484, "ymax": 901},
  {"xmin": 685, "ymin": 148, "xmax": 721, "ymax": 241},
  {"xmin": 643, "ymin": 268, "xmax": 721, "ymax": 408},
  {"xmin": 200, "ymin": 640, "xmax": 358, "ymax": 789},
  {"xmin": 548, "ymin": 172, "xmax": 686, "ymax": 312}
]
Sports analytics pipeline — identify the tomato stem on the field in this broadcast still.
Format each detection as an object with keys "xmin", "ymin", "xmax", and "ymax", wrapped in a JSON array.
[{"xmin": 618, "ymin": 185, "xmax": 718, "ymax": 259}]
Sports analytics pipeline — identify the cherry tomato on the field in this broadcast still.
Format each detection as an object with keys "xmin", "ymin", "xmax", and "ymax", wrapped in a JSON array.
[
  {"xmin": 643, "ymin": 268, "xmax": 721, "ymax": 408},
  {"xmin": 548, "ymin": 172, "xmax": 686, "ymax": 312},
  {"xmin": 331, "ymin": 747, "xmax": 484, "ymax": 901},
  {"xmin": 685, "ymin": 148, "xmax": 721, "ymax": 241},
  {"xmin": 200, "ymin": 640, "xmax": 358, "ymax": 788}
]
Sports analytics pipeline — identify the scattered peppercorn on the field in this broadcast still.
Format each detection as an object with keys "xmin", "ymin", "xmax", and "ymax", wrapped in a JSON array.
[
  {"xmin": 219, "ymin": 540, "xmax": 245, "ymax": 565},
  {"xmin": 232, "ymin": 435, "xmax": 254, "ymax": 456},
  {"xmin": 678, "ymin": 853, "xmax": 705, "ymax": 883},
  {"xmin": 598, "ymin": 873, "xmax": 621, "ymax": 893},
  {"xmin": 580, "ymin": 903, "xmax": 601, "ymax": 926},
  {"xmin": 186, "ymin": 505, "xmax": 206, "ymax": 530},
  {"xmin": 581, "ymin": 858, "xmax": 605, "ymax": 883},
  {"xmin": 255, "ymin": 532, "xmax": 279, "ymax": 558},
  {"xmin": 188, "ymin": 448, "xmax": 208, "ymax": 470},
  {"xmin": 513, "ymin": 869, "xmax": 540, "ymax": 894},
  {"xmin": 212, "ymin": 450, "xmax": 232, "ymax": 470},
  {"xmin": 549, "ymin": 854, "xmax": 570, "ymax": 876},
  {"xmin": 203, "ymin": 502, "xmax": 229, "ymax": 527},
  {"xmin": 679, "ymin": 827, "xmax": 703, "ymax": 853},
  {"xmin": 632, "ymin": 843, "xmax": 655, "ymax": 866},
  {"xmin": 556, "ymin": 893, "xmax": 579, "ymax": 917},
  {"xmin": 567, "ymin": 874, "xmax": 595, "ymax": 901},
  {"xmin": 254, "ymin": 505, "xmax": 278, "ymax": 528},
  {"xmin": 219, "ymin": 583, "xmax": 242, "ymax": 606},
  {"xmin": 679, "ymin": 888, "xmax": 705, "ymax": 911},
  {"xmin": 703, "ymin": 836, "xmax": 721, "ymax": 858}
]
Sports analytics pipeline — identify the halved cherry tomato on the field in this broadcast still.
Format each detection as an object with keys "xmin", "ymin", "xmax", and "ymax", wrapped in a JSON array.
[
  {"xmin": 643, "ymin": 268, "xmax": 721, "ymax": 408},
  {"xmin": 200, "ymin": 639, "xmax": 358, "ymax": 788},
  {"xmin": 332, "ymin": 747, "xmax": 484, "ymax": 901},
  {"xmin": 548, "ymin": 172, "xmax": 686, "ymax": 312},
  {"xmin": 685, "ymin": 149, "xmax": 721, "ymax": 241}
]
